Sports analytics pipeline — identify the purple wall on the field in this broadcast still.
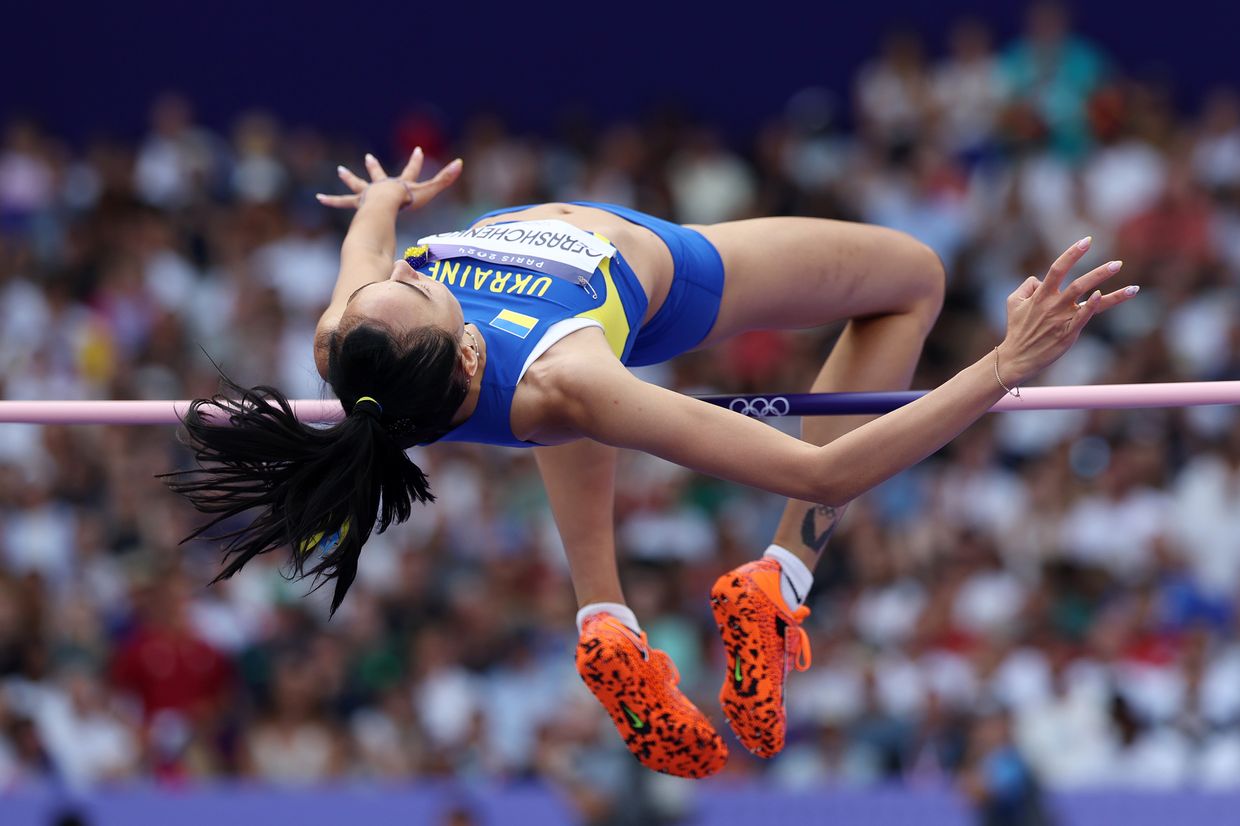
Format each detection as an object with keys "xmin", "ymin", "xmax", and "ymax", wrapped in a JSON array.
[
  {"xmin": 7, "ymin": 1, "xmax": 1240, "ymax": 143},
  {"xmin": 4, "ymin": 786, "xmax": 1240, "ymax": 826}
]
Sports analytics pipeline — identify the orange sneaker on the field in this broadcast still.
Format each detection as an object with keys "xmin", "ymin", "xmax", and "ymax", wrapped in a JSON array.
[
  {"xmin": 576, "ymin": 612, "xmax": 728, "ymax": 778},
  {"xmin": 710, "ymin": 558, "xmax": 812, "ymax": 758}
]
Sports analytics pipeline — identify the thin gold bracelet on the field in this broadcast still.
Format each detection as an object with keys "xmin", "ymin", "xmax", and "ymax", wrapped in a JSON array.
[{"xmin": 994, "ymin": 347, "xmax": 1020, "ymax": 398}]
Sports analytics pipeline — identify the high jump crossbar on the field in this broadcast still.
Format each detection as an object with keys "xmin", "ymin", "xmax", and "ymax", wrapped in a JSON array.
[{"xmin": 0, "ymin": 381, "xmax": 1237, "ymax": 425}]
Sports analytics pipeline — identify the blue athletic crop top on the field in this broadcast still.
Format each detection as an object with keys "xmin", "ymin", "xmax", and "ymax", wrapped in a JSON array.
[{"xmin": 430, "ymin": 225, "xmax": 649, "ymax": 447}]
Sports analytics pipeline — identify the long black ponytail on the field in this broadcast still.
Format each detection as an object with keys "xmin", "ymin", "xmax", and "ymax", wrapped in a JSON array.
[{"xmin": 165, "ymin": 322, "xmax": 470, "ymax": 614}]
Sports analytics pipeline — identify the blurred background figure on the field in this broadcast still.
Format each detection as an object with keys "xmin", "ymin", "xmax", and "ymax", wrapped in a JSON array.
[{"xmin": 959, "ymin": 708, "xmax": 1051, "ymax": 826}]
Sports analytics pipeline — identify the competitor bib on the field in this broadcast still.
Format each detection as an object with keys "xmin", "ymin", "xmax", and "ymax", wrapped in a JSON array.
[{"xmin": 417, "ymin": 219, "xmax": 616, "ymax": 285}]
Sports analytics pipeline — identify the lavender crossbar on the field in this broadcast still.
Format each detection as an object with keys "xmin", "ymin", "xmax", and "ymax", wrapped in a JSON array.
[{"xmin": 0, "ymin": 381, "xmax": 1238, "ymax": 425}]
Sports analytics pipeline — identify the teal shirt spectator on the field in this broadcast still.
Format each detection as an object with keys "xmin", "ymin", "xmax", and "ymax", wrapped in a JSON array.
[{"xmin": 1001, "ymin": 34, "xmax": 1109, "ymax": 160}]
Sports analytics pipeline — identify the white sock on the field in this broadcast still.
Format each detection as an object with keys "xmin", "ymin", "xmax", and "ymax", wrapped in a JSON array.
[
  {"xmin": 763, "ymin": 544, "xmax": 814, "ymax": 609},
  {"xmin": 576, "ymin": 602, "xmax": 642, "ymax": 635}
]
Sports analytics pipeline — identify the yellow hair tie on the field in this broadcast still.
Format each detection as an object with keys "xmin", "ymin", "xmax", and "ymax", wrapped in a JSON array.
[{"xmin": 354, "ymin": 394, "xmax": 381, "ymax": 414}]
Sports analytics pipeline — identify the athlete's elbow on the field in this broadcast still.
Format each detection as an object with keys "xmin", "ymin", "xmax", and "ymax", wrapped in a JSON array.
[{"xmin": 803, "ymin": 464, "xmax": 855, "ymax": 509}]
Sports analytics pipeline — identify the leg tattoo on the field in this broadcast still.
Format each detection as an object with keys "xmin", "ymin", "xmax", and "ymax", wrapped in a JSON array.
[{"xmin": 800, "ymin": 504, "xmax": 845, "ymax": 555}]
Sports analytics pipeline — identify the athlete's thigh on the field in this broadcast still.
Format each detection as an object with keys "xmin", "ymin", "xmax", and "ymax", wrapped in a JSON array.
[{"xmin": 689, "ymin": 217, "xmax": 941, "ymax": 346}]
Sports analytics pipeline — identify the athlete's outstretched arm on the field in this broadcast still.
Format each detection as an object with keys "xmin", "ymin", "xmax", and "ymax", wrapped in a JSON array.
[
  {"xmin": 547, "ymin": 239, "xmax": 1137, "ymax": 505},
  {"xmin": 315, "ymin": 150, "xmax": 462, "ymax": 333}
]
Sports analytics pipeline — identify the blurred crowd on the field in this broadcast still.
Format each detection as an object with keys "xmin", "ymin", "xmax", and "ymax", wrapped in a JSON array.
[{"xmin": 3, "ymin": 2, "xmax": 1240, "ymax": 822}]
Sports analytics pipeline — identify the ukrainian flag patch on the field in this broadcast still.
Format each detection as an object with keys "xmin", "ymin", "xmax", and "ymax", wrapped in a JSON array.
[{"xmin": 489, "ymin": 308, "xmax": 538, "ymax": 339}]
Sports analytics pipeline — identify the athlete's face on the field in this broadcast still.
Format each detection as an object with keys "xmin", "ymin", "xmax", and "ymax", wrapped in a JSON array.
[{"xmin": 342, "ymin": 259, "xmax": 465, "ymax": 337}]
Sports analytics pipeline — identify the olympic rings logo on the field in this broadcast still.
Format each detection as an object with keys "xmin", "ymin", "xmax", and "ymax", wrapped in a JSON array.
[{"xmin": 728, "ymin": 396, "xmax": 791, "ymax": 418}]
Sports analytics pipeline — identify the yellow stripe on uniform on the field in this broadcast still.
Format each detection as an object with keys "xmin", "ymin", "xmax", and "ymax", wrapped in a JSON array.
[{"xmin": 575, "ymin": 236, "xmax": 631, "ymax": 358}]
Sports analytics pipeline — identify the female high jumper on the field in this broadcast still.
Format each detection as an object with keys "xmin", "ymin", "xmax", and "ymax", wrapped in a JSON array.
[{"xmin": 168, "ymin": 149, "xmax": 1137, "ymax": 778}]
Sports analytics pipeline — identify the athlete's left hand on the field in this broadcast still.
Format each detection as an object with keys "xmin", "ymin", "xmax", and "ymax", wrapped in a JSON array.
[{"xmin": 315, "ymin": 148, "xmax": 462, "ymax": 211}]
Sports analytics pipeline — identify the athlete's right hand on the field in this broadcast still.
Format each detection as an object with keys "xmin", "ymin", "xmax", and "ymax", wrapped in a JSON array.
[
  {"xmin": 996, "ymin": 237, "xmax": 1139, "ymax": 386},
  {"xmin": 315, "ymin": 148, "xmax": 462, "ymax": 212}
]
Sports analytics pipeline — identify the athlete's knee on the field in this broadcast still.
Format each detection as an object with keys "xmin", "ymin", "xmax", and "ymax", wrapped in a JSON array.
[{"xmin": 900, "ymin": 236, "xmax": 945, "ymax": 326}]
